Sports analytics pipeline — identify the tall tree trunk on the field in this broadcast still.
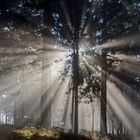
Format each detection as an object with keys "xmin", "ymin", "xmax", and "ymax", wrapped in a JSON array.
[
  {"xmin": 13, "ymin": 97, "xmax": 17, "ymax": 126},
  {"xmin": 40, "ymin": 94, "xmax": 51, "ymax": 128},
  {"xmin": 100, "ymin": 51, "xmax": 107, "ymax": 135},
  {"xmin": 40, "ymin": 47, "xmax": 52, "ymax": 128},
  {"xmin": 92, "ymin": 103, "xmax": 94, "ymax": 132},
  {"xmin": 72, "ymin": 39, "xmax": 79, "ymax": 135},
  {"xmin": 74, "ymin": 81, "xmax": 78, "ymax": 135},
  {"xmin": 40, "ymin": 8, "xmax": 52, "ymax": 128},
  {"xmin": 71, "ymin": 88, "xmax": 74, "ymax": 132},
  {"xmin": 5, "ymin": 96, "xmax": 8, "ymax": 124},
  {"xmin": 13, "ymin": 93, "xmax": 20, "ymax": 127},
  {"xmin": 119, "ymin": 122, "xmax": 123, "ymax": 136},
  {"xmin": 112, "ymin": 119, "xmax": 114, "ymax": 135}
]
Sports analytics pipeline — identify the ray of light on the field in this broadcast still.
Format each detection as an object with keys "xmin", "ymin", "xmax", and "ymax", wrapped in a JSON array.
[
  {"xmin": 107, "ymin": 81, "xmax": 140, "ymax": 138},
  {"xmin": 99, "ymin": 33, "xmax": 140, "ymax": 50}
]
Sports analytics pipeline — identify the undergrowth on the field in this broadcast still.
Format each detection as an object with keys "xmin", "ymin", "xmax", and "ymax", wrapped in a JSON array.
[{"xmin": 9, "ymin": 128, "xmax": 130, "ymax": 140}]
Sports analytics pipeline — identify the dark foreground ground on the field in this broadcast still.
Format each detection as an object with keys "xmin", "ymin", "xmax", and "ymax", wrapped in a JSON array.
[{"xmin": 0, "ymin": 126, "xmax": 132, "ymax": 140}]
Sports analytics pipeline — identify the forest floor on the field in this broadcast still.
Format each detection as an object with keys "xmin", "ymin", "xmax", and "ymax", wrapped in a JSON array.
[
  {"xmin": 0, "ymin": 125, "xmax": 12, "ymax": 140},
  {"xmin": 0, "ymin": 126, "xmax": 132, "ymax": 140}
]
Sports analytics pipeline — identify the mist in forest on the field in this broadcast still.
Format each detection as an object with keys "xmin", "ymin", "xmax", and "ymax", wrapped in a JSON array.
[{"xmin": 0, "ymin": 0, "xmax": 140, "ymax": 140}]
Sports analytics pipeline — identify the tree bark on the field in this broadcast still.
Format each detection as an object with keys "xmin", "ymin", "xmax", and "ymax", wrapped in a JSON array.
[
  {"xmin": 40, "ymin": 50, "xmax": 52, "ymax": 128},
  {"xmin": 112, "ymin": 119, "xmax": 114, "ymax": 135},
  {"xmin": 72, "ymin": 39, "xmax": 79, "ymax": 135},
  {"xmin": 92, "ymin": 103, "xmax": 94, "ymax": 132},
  {"xmin": 71, "ymin": 88, "xmax": 74, "ymax": 132},
  {"xmin": 100, "ymin": 51, "xmax": 107, "ymax": 135}
]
